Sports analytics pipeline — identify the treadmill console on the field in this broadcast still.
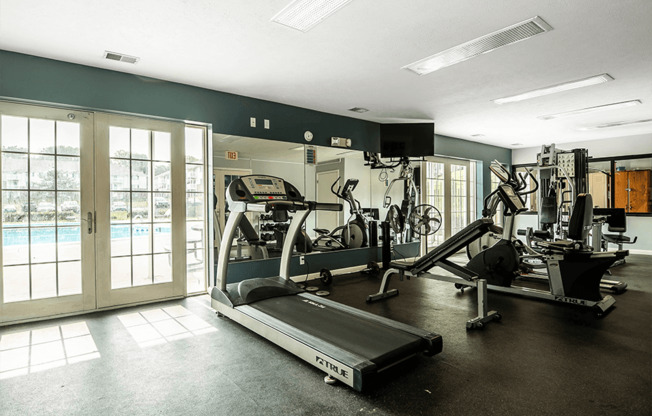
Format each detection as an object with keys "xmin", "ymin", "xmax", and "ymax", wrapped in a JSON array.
[
  {"xmin": 227, "ymin": 175, "xmax": 304, "ymax": 203},
  {"xmin": 497, "ymin": 184, "xmax": 526, "ymax": 214}
]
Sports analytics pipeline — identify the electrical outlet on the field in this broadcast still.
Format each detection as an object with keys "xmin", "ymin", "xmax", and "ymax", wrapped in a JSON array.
[
  {"xmin": 264, "ymin": 119, "xmax": 270, "ymax": 129},
  {"xmin": 250, "ymin": 117, "xmax": 256, "ymax": 128},
  {"xmin": 299, "ymin": 255, "xmax": 305, "ymax": 265}
]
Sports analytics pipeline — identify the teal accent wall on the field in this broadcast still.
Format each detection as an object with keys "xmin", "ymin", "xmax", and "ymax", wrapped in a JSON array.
[
  {"xmin": 0, "ymin": 50, "xmax": 379, "ymax": 150},
  {"xmin": 0, "ymin": 49, "xmax": 511, "ymax": 201},
  {"xmin": 434, "ymin": 133, "xmax": 511, "ymax": 211}
]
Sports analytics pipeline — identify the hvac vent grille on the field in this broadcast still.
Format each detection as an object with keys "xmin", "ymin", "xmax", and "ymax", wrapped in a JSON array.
[
  {"xmin": 104, "ymin": 51, "xmax": 139, "ymax": 64},
  {"xmin": 404, "ymin": 16, "xmax": 553, "ymax": 75}
]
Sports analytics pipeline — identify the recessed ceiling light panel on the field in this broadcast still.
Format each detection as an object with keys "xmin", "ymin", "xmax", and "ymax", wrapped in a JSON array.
[
  {"xmin": 493, "ymin": 74, "xmax": 613, "ymax": 104},
  {"xmin": 403, "ymin": 16, "xmax": 552, "ymax": 75},
  {"xmin": 272, "ymin": 0, "xmax": 354, "ymax": 32},
  {"xmin": 538, "ymin": 100, "xmax": 642, "ymax": 120},
  {"xmin": 104, "ymin": 51, "xmax": 139, "ymax": 64}
]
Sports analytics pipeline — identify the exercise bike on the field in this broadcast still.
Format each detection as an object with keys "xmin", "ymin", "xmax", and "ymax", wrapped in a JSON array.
[{"xmin": 312, "ymin": 177, "xmax": 368, "ymax": 250}]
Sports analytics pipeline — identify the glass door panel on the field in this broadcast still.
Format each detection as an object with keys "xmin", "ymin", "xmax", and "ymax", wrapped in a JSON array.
[
  {"xmin": 0, "ymin": 102, "xmax": 94, "ymax": 324},
  {"xmin": 95, "ymin": 114, "xmax": 185, "ymax": 308}
]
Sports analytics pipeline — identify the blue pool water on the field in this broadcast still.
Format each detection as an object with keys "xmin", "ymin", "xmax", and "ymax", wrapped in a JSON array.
[{"xmin": 2, "ymin": 224, "xmax": 172, "ymax": 245}]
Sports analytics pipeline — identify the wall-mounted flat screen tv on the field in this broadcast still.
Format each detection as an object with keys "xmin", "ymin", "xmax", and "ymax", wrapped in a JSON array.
[{"xmin": 379, "ymin": 122, "xmax": 435, "ymax": 158}]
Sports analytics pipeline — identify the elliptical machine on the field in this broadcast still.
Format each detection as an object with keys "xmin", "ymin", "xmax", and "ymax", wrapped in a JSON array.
[
  {"xmin": 464, "ymin": 161, "xmax": 626, "ymax": 317},
  {"xmin": 312, "ymin": 177, "xmax": 368, "ymax": 250}
]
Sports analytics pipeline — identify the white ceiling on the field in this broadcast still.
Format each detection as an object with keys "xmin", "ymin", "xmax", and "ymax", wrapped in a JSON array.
[{"xmin": 1, "ymin": 0, "xmax": 651, "ymax": 149}]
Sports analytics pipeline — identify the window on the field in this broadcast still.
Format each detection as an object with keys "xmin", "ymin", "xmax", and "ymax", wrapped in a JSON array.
[
  {"xmin": 424, "ymin": 162, "xmax": 445, "ymax": 246},
  {"xmin": 185, "ymin": 126, "xmax": 207, "ymax": 293}
]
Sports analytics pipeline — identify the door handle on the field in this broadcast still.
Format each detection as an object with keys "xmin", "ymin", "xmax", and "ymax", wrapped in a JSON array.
[{"xmin": 82, "ymin": 211, "xmax": 93, "ymax": 234}]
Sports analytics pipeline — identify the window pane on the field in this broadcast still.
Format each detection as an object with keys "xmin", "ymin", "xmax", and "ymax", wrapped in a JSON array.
[
  {"xmin": 110, "ymin": 159, "xmax": 130, "ymax": 191},
  {"xmin": 30, "ymin": 154, "xmax": 56, "ymax": 190},
  {"xmin": 187, "ymin": 249, "xmax": 205, "ymax": 292},
  {"xmin": 153, "ymin": 253, "xmax": 172, "ymax": 283},
  {"xmin": 132, "ymin": 192, "xmax": 151, "ymax": 222},
  {"xmin": 111, "ymin": 257, "xmax": 131, "ymax": 289},
  {"xmin": 30, "ymin": 227, "xmax": 56, "ymax": 263},
  {"xmin": 153, "ymin": 162, "xmax": 171, "ymax": 191},
  {"xmin": 132, "ymin": 224, "xmax": 152, "ymax": 255},
  {"xmin": 31, "ymin": 263, "xmax": 57, "ymax": 299},
  {"xmin": 57, "ymin": 156, "xmax": 80, "ymax": 190},
  {"xmin": 29, "ymin": 119, "xmax": 55, "ymax": 154},
  {"xmin": 131, "ymin": 160, "xmax": 151, "ymax": 191},
  {"xmin": 153, "ymin": 193, "xmax": 171, "ymax": 221},
  {"xmin": 56, "ymin": 121, "xmax": 81, "ymax": 155},
  {"xmin": 185, "ymin": 127, "xmax": 203, "ymax": 163},
  {"xmin": 186, "ymin": 193, "xmax": 203, "ymax": 221},
  {"xmin": 186, "ymin": 165, "xmax": 204, "ymax": 192},
  {"xmin": 3, "ymin": 265, "xmax": 30, "ymax": 302},
  {"xmin": 2, "ymin": 228, "xmax": 29, "ymax": 265},
  {"xmin": 2, "ymin": 153, "xmax": 28, "ymax": 189},
  {"xmin": 131, "ymin": 129, "xmax": 150, "ymax": 160},
  {"xmin": 1, "ymin": 115, "xmax": 28, "ymax": 152},
  {"xmin": 58, "ymin": 226, "xmax": 81, "ymax": 261},
  {"xmin": 132, "ymin": 255, "xmax": 152, "ymax": 286},
  {"xmin": 153, "ymin": 223, "xmax": 171, "ymax": 253},
  {"xmin": 109, "ymin": 126, "xmax": 130, "ymax": 158},
  {"xmin": 110, "ymin": 192, "xmax": 131, "ymax": 223},
  {"xmin": 111, "ymin": 224, "xmax": 131, "ymax": 257},
  {"xmin": 2, "ymin": 190, "xmax": 28, "ymax": 225},
  {"xmin": 153, "ymin": 131, "xmax": 171, "ymax": 161},
  {"xmin": 58, "ymin": 261, "xmax": 82, "ymax": 296},
  {"xmin": 57, "ymin": 191, "xmax": 81, "ymax": 224},
  {"xmin": 31, "ymin": 191, "xmax": 56, "ymax": 226}
]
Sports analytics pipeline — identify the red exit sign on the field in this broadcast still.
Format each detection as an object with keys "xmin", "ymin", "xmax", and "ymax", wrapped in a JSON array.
[{"xmin": 225, "ymin": 151, "xmax": 238, "ymax": 160}]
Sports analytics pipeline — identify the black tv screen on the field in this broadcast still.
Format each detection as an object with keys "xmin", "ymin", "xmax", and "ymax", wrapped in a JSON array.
[{"xmin": 380, "ymin": 123, "xmax": 434, "ymax": 158}]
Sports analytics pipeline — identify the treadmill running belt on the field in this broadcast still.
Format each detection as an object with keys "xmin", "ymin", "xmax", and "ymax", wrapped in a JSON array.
[{"xmin": 249, "ymin": 295, "xmax": 423, "ymax": 366}]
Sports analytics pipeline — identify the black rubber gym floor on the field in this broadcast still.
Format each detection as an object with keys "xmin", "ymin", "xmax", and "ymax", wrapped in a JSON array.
[{"xmin": 0, "ymin": 255, "xmax": 650, "ymax": 415}]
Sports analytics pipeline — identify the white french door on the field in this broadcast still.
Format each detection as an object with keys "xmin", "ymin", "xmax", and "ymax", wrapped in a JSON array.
[
  {"xmin": 0, "ymin": 102, "xmax": 204, "ymax": 324},
  {"xmin": 0, "ymin": 102, "xmax": 95, "ymax": 323},
  {"xmin": 95, "ymin": 113, "xmax": 186, "ymax": 308}
]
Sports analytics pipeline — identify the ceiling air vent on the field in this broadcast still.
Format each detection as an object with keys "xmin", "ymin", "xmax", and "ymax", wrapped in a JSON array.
[
  {"xmin": 404, "ymin": 16, "xmax": 553, "ymax": 75},
  {"xmin": 348, "ymin": 107, "xmax": 369, "ymax": 113},
  {"xmin": 104, "ymin": 51, "xmax": 139, "ymax": 64}
]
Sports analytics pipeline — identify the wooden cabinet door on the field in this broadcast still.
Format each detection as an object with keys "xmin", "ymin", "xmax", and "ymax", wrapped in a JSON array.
[
  {"xmin": 628, "ymin": 170, "xmax": 651, "ymax": 213},
  {"xmin": 614, "ymin": 171, "xmax": 628, "ymax": 210}
]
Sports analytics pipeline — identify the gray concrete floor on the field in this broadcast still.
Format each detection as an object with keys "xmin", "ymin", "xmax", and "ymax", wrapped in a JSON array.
[{"xmin": 0, "ymin": 255, "xmax": 650, "ymax": 416}]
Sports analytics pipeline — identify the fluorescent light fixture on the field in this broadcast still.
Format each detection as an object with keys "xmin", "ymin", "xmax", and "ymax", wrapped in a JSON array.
[
  {"xmin": 272, "ymin": 0, "xmax": 354, "ymax": 32},
  {"xmin": 403, "ymin": 16, "xmax": 552, "ymax": 75},
  {"xmin": 538, "ymin": 100, "xmax": 641, "ymax": 120},
  {"xmin": 579, "ymin": 118, "xmax": 652, "ymax": 130},
  {"xmin": 493, "ymin": 74, "xmax": 614, "ymax": 104}
]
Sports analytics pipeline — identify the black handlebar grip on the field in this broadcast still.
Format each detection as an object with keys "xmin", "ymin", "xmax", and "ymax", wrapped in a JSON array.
[{"xmin": 312, "ymin": 202, "xmax": 343, "ymax": 212}]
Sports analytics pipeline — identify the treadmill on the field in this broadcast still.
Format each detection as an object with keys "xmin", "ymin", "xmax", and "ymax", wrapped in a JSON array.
[{"xmin": 210, "ymin": 175, "xmax": 442, "ymax": 391}]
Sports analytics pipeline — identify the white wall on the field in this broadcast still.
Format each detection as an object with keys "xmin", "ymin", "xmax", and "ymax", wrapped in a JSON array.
[
  {"xmin": 512, "ymin": 133, "xmax": 652, "ymax": 253},
  {"xmin": 511, "ymin": 133, "xmax": 652, "ymax": 164}
]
